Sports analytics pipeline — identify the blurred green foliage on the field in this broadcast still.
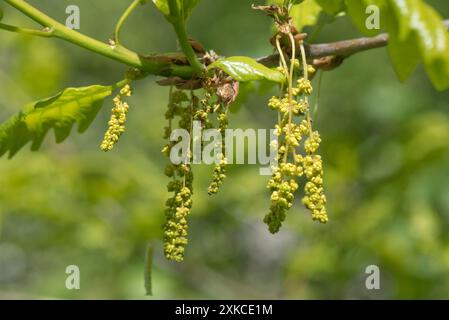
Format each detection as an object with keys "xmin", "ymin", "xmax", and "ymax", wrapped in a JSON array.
[{"xmin": 0, "ymin": 0, "xmax": 449, "ymax": 299}]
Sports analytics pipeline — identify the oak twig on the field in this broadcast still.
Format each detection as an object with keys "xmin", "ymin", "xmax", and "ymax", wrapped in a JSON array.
[{"xmin": 167, "ymin": 0, "xmax": 204, "ymax": 75}]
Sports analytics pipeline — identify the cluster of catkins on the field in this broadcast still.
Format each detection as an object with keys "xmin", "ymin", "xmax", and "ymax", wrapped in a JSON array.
[
  {"xmin": 264, "ymin": 59, "xmax": 328, "ymax": 234},
  {"xmin": 161, "ymin": 90, "xmax": 194, "ymax": 262},
  {"xmin": 100, "ymin": 84, "xmax": 132, "ymax": 152},
  {"xmin": 162, "ymin": 87, "xmax": 229, "ymax": 262}
]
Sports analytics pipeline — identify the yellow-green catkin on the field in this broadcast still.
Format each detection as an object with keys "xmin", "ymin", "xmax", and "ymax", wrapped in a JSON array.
[
  {"xmin": 298, "ymin": 43, "xmax": 328, "ymax": 224},
  {"xmin": 194, "ymin": 91, "xmax": 213, "ymax": 130},
  {"xmin": 195, "ymin": 86, "xmax": 229, "ymax": 196},
  {"xmin": 265, "ymin": 91, "xmax": 306, "ymax": 233},
  {"xmin": 100, "ymin": 84, "xmax": 132, "ymax": 151},
  {"xmin": 162, "ymin": 89, "xmax": 196, "ymax": 262},
  {"xmin": 164, "ymin": 165, "xmax": 193, "ymax": 262},
  {"xmin": 208, "ymin": 104, "xmax": 229, "ymax": 195},
  {"xmin": 264, "ymin": 31, "xmax": 328, "ymax": 233}
]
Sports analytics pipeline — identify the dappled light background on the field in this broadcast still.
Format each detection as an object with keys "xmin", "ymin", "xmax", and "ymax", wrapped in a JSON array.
[{"xmin": 1, "ymin": 0, "xmax": 449, "ymax": 299}]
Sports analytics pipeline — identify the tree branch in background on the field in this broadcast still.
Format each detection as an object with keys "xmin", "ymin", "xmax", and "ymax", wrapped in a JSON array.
[{"xmin": 258, "ymin": 19, "xmax": 449, "ymax": 70}]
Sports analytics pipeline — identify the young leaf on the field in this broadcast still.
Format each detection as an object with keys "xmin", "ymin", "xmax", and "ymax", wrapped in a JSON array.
[
  {"xmin": 152, "ymin": 0, "xmax": 168, "ymax": 15},
  {"xmin": 386, "ymin": 10, "xmax": 420, "ymax": 82},
  {"xmin": 344, "ymin": 0, "xmax": 449, "ymax": 89},
  {"xmin": 182, "ymin": 0, "xmax": 202, "ymax": 19},
  {"xmin": 388, "ymin": 30, "xmax": 420, "ymax": 82},
  {"xmin": 208, "ymin": 56, "xmax": 285, "ymax": 83},
  {"xmin": 389, "ymin": 0, "xmax": 449, "ymax": 90},
  {"xmin": 315, "ymin": 0, "xmax": 344, "ymax": 15},
  {"xmin": 344, "ymin": 0, "xmax": 387, "ymax": 36},
  {"xmin": 290, "ymin": 0, "xmax": 305, "ymax": 4},
  {"xmin": 0, "ymin": 85, "xmax": 114, "ymax": 158},
  {"xmin": 290, "ymin": 0, "xmax": 323, "ymax": 31},
  {"xmin": 270, "ymin": 0, "xmax": 304, "ymax": 6}
]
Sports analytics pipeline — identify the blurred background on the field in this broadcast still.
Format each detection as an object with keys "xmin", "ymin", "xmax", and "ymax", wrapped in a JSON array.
[{"xmin": 0, "ymin": 0, "xmax": 449, "ymax": 299}]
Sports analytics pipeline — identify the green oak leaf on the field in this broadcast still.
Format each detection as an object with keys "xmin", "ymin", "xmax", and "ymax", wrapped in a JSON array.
[
  {"xmin": 389, "ymin": 0, "xmax": 449, "ymax": 90},
  {"xmin": 315, "ymin": 0, "xmax": 344, "ymax": 15},
  {"xmin": 344, "ymin": 0, "xmax": 388, "ymax": 36},
  {"xmin": 0, "ymin": 85, "xmax": 114, "ymax": 158},
  {"xmin": 385, "ymin": 7, "xmax": 420, "ymax": 82},
  {"xmin": 152, "ymin": 0, "xmax": 169, "ymax": 15},
  {"xmin": 290, "ymin": 0, "xmax": 322, "ymax": 31},
  {"xmin": 208, "ymin": 56, "xmax": 285, "ymax": 83},
  {"xmin": 344, "ymin": 0, "xmax": 449, "ymax": 89}
]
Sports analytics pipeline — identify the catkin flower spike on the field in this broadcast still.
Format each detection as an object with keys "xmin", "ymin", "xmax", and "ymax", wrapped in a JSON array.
[
  {"xmin": 100, "ymin": 84, "xmax": 132, "ymax": 152},
  {"xmin": 298, "ymin": 40, "xmax": 328, "ymax": 224},
  {"xmin": 264, "ymin": 34, "xmax": 300, "ymax": 233},
  {"xmin": 264, "ymin": 13, "xmax": 329, "ymax": 233},
  {"xmin": 162, "ymin": 89, "xmax": 196, "ymax": 262},
  {"xmin": 164, "ymin": 169, "xmax": 193, "ymax": 262},
  {"xmin": 208, "ymin": 103, "xmax": 229, "ymax": 195}
]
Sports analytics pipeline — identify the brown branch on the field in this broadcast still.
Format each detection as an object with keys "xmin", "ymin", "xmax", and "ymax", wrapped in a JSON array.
[{"xmin": 258, "ymin": 19, "xmax": 449, "ymax": 69}]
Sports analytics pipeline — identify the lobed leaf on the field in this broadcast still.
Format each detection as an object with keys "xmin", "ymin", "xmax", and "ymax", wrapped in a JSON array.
[
  {"xmin": 290, "ymin": 0, "xmax": 323, "ymax": 32},
  {"xmin": 343, "ymin": 0, "xmax": 449, "ymax": 90},
  {"xmin": 0, "ymin": 85, "xmax": 114, "ymax": 158},
  {"xmin": 388, "ymin": 0, "xmax": 449, "ymax": 90},
  {"xmin": 386, "ymin": 10, "xmax": 420, "ymax": 82},
  {"xmin": 344, "ymin": 0, "xmax": 388, "ymax": 36}
]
